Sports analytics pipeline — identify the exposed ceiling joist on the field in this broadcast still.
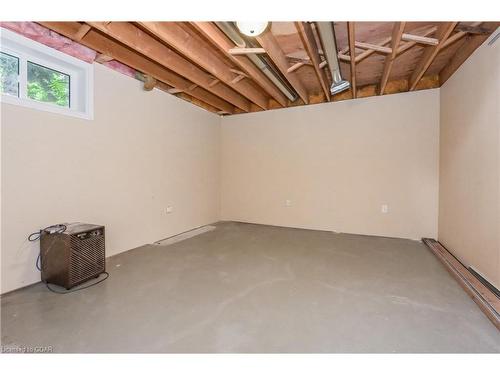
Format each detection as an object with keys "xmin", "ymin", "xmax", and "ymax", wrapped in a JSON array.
[
  {"xmin": 87, "ymin": 21, "xmax": 252, "ymax": 112},
  {"xmin": 38, "ymin": 22, "xmax": 235, "ymax": 114},
  {"xmin": 74, "ymin": 23, "xmax": 92, "ymax": 41},
  {"xmin": 256, "ymin": 29, "xmax": 309, "ymax": 104},
  {"xmin": 441, "ymin": 22, "xmax": 482, "ymax": 50},
  {"xmin": 139, "ymin": 22, "xmax": 270, "ymax": 110},
  {"xmin": 347, "ymin": 22, "xmax": 357, "ymax": 98},
  {"xmin": 192, "ymin": 22, "xmax": 288, "ymax": 107},
  {"xmin": 295, "ymin": 21, "xmax": 330, "ymax": 101},
  {"xmin": 439, "ymin": 22, "xmax": 498, "ymax": 85},
  {"xmin": 30, "ymin": 21, "xmax": 496, "ymax": 115},
  {"xmin": 379, "ymin": 22, "xmax": 406, "ymax": 95},
  {"xmin": 409, "ymin": 22, "xmax": 458, "ymax": 91},
  {"xmin": 339, "ymin": 25, "xmax": 437, "ymax": 64}
]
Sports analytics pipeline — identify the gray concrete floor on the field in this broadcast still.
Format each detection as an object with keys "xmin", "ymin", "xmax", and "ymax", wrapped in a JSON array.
[{"xmin": 1, "ymin": 222, "xmax": 499, "ymax": 353}]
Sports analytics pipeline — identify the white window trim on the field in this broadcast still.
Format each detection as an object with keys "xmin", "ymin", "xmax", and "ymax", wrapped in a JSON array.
[{"xmin": 1, "ymin": 27, "xmax": 94, "ymax": 120}]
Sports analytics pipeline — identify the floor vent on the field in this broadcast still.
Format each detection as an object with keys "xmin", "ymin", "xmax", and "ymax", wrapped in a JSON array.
[{"xmin": 154, "ymin": 225, "xmax": 216, "ymax": 246}]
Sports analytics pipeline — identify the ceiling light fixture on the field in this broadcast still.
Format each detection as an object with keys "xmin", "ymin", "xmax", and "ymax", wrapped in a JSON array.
[{"xmin": 235, "ymin": 22, "xmax": 269, "ymax": 37}]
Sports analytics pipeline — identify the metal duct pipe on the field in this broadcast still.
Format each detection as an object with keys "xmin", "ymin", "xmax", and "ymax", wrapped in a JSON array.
[
  {"xmin": 216, "ymin": 22, "xmax": 298, "ymax": 102},
  {"xmin": 315, "ymin": 22, "xmax": 350, "ymax": 95}
]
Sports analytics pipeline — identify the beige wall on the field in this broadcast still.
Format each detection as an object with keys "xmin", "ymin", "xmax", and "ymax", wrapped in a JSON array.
[
  {"xmin": 1, "ymin": 63, "xmax": 220, "ymax": 293},
  {"xmin": 220, "ymin": 89, "xmax": 440, "ymax": 240},
  {"xmin": 439, "ymin": 32, "xmax": 500, "ymax": 288}
]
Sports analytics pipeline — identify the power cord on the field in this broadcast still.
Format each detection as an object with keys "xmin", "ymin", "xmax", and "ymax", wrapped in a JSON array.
[
  {"xmin": 28, "ymin": 224, "xmax": 67, "ymax": 271},
  {"xmin": 44, "ymin": 272, "xmax": 109, "ymax": 294}
]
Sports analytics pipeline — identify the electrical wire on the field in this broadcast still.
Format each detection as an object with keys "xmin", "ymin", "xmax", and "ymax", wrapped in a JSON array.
[
  {"xmin": 44, "ymin": 272, "xmax": 109, "ymax": 294},
  {"xmin": 28, "ymin": 224, "xmax": 67, "ymax": 271}
]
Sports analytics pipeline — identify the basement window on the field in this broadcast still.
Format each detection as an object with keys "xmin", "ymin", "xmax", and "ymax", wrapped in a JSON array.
[{"xmin": 0, "ymin": 27, "xmax": 93, "ymax": 119}]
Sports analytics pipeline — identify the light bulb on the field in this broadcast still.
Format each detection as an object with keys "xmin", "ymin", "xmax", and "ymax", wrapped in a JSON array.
[{"xmin": 235, "ymin": 22, "xmax": 269, "ymax": 37}]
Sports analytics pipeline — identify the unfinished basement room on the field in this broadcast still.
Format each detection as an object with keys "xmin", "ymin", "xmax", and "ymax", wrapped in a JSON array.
[{"xmin": 1, "ymin": 2, "xmax": 499, "ymax": 367}]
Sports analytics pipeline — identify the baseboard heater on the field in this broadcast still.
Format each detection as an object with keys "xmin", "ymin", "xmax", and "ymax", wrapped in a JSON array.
[{"xmin": 422, "ymin": 238, "xmax": 500, "ymax": 330}]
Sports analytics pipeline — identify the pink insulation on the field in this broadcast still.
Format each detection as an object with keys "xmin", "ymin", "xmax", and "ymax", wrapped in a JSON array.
[
  {"xmin": 102, "ymin": 60, "xmax": 136, "ymax": 78},
  {"xmin": 0, "ymin": 22, "xmax": 96, "ymax": 63},
  {"xmin": 0, "ymin": 22, "xmax": 138, "ymax": 79}
]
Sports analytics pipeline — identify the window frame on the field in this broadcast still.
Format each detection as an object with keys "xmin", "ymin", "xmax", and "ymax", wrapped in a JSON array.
[
  {"xmin": 0, "ymin": 27, "xmax": 94, "ymax": 120},
  {"xmin": 0, "ymin": 51, "xmax": 20, "ymax": 97}
]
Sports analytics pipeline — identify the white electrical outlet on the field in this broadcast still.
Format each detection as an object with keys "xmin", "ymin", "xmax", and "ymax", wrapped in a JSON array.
[
  {"xmin": 166, "ymin": 206, "xmax": 174, "ymax": 214},
  {"xmin": 285, "ymin": 199, "xmax": 292, "ymax": 207},
  {"xmin": 381, "ymin": 204, "xmax": 389, "ymax": 214}
]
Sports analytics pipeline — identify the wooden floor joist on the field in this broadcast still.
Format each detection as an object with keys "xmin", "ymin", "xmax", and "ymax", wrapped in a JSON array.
[
  {"xmin": 295, "ymin": 21, "xmax": 331, "ymax": 101},
  {"xmin": 139, "ymin": 22, "xmax": 270, "ymax": 110},
  {"xmin": 347, "ymin": 22, "xmax": 357, "ymax": 98},
  {"xmin": 191, "ymin": 22, "xmax": 288, "ymax": 107},
  {"xmin": 38, "ymin": 22, "xmax": 236, "ymax": 114},
  {"xmin": 256, "ymin": 29, "xmax": 310, "ymax": 104},
  {"xmin": 87, "ymin": 22, "xmax": 252, "ymax": 112},
  {"xmin": 379, "ymin": 22, "xmax": 406, "ymax": 95},
  {"xmin": 33, "ymin": 21, "xmax": 498, "ymax": 115},
  {"xmin": 422, "ymin": 238, "xmax": 500, "ymax": 330}
]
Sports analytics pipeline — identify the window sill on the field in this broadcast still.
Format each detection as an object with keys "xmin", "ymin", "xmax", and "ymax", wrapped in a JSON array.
[{"xmin": 1, "ymin": 93, "xmax": 93, "ymax": 120}]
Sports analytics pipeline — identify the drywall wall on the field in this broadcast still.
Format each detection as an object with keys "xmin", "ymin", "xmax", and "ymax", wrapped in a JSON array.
[
  {"xmin": 439, "ymin": 32, "xmax": 500, "ymax": 288},
  {"xmin": 220, "ymin": 89, "xmax": 440, "ymax": 240},
  {"xmin": 1, "ymin": 63, "xmax": 220, "ymax": 293}
]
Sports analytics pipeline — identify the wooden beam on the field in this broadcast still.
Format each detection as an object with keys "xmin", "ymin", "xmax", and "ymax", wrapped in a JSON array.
[
  {"xmin": 228, "ymin": 47, "xmax": 266, "ymax": 55},
  {"xmin": 441, "ymin": 22, "xmax": 483, "ymax": 50},
  {"xmin": 339, "ymin": 25, "xmax": 437, "ymax": 64},
  {"xmin": 439, "ymin": 23, "xmax": 497, "ymax": 85},
  {"xmin": 295, "ymin": 22, "xmax": 331, "ymax": 101},
  {"xmin": 87, "ymin": 22, "xmax": 251, "ymax": 112},
  {"xmin": 231, "ymin": 75, "xmax": 245, "ymax": 84},
  {"xmin": 379, "ymin": 22, "xmax": 406, "ymax": 95},
  {"xmin": 409, "ymin": 22, "xmax": 458, "ymax": 91},
  {"xmin": 355, "ymin": 41, "xmax": 392, "ymax": 54},
  {"xmin": 295, "ymin": 22, "xmax": 330, "ymax": 101},
  {"xmin": 167, "ymin": 88, "xmax": 183, "ymax": 94},
  {"xmin": 209, "ymin": 78, "xmax": 220, "ymax": 87},
  {"xmin": 38, "ymin": 22, "xmax": 235, "ymax": 114},
  {"xmin": 192, "ymin": 22, "xmax": 288, "ymax": 108},
  {"xmin": 143, "ymin": 75, "xmax": 157, "ymax": 91},
  {"xmin": 256, "ymin": 29, "xmax": 309, "ymax": 104},
  {"xmin": 401, "ymin": 33, "xmax": 438, "ymax": 45},
  {"xmin": 139, "ymin": 22, "xmax": 269, "ymax": 110},
  {"xmin": 94, "ymin": 53, "xmax": 113, "ymax": 63},
  {"xmin": 347, "ymin": 22, "xmax": 357, "ymax": 98},
  {"xmin": 455, "ymin": 23, "xmax": 490, "ymax": 35},
  {"xmin": 74, "ymin": 23, "xmax": 92, "ymax": 41},
  {"xmin": 355, "ymin": 37, "xmax": 392, "ymax": 63},
  {"xmin": 397, "ymin": 26, "xmax": 438, "ymax": 55},
  {"xmin": 229, "ymin": 68, "xmax": 248, "ymax": 78},
  {"xmin": 175, "ymin": 92, "xmax": 220, "ymax": 114},
  {"xmin": 287, "ymin": 61, "xmax": 307, "ymax": 73}
]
